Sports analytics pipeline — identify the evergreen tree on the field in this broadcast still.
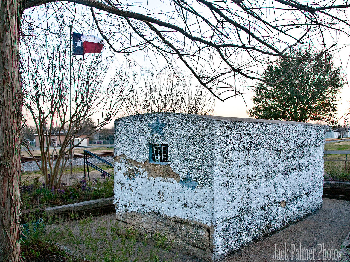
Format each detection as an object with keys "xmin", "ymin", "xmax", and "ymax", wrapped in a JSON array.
[{"xmin": 249, "ymin": 49, "xmax": 344, "ymax": 123}]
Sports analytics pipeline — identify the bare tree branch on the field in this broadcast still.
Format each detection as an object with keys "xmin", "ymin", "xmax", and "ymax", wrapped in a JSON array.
[{"xmin": 22, "ymin": 0, "xmax": 350, "ymax": 100}]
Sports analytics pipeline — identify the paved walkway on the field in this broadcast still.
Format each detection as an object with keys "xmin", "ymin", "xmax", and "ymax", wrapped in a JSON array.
[{"xmin": 222, "ymin": 198, "xmax": 350, "ymax": 262}]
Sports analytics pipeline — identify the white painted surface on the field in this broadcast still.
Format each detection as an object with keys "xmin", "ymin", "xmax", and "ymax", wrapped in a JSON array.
[
  {"xmin": 114, "ymin": 161, "xmax": 213, "ymax": 225},
  {"xmin": 211, "ymin": 119, "xmax": 324, "ymax": 258},
  {"xmin": 114, "ymin": 113, "xmax": 325, "ymax": 260}
]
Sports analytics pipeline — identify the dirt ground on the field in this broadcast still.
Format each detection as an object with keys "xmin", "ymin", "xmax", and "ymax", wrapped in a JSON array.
[
  {"xmin": 222, "ymin": 198, "xmax": 350, "ymax": 262},
  {"xmin": 45, "ymin": 198, "xmax": 349, "ymax": 262}
]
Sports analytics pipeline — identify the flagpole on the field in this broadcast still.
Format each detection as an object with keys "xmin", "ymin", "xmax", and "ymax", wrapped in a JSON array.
[{"xmin": 69, "ymin": 25, "xmax": 73, "ymax": 177}]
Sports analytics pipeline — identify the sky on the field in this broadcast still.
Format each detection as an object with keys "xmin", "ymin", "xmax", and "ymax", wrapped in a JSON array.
[
  {"xmin": 213, "ymin": 44, "xmax": 350, "ymax": 122},
  {"xmin": 21, "ymin": 1, "xmax": 350, "ymax": 129},
  {"xmin": 115, "ymin": 0, "xmax": 350, "ymax": 123}
]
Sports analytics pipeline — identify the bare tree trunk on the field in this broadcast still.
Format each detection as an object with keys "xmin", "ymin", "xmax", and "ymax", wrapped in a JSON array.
[{"xmin": 0, "ymin": 0, "xmax": 22, "ymax": 261}]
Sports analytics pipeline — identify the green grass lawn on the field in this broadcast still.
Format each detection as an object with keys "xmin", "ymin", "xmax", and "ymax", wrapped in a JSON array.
[
  {"xmin": 324, "ymin": 140, "xmax": 350, "ymax": 181},
  {"xmin": 324, "ymin": 140, "xmax": 350, "ymax": 151},
  {"xmin": 324, "ymin": 160, "xmax": 350, "ymax": 181}
]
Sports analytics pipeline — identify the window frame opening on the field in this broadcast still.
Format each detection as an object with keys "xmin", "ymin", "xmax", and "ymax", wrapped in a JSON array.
[{"xmin": 149, "ymin": 143, "xmax": 169, "ymax": 164}]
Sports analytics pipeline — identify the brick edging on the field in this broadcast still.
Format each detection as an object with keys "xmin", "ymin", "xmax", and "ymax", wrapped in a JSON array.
[{"xmin": 323, "ymin": 181, "xmax": 350, "ymax": 200}]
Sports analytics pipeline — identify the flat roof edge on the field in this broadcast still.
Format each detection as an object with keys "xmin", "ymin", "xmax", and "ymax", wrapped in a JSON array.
[
  {"xmin": 203, "ymin": 115, "xmax": 327, "ymax": 127},
  {"xmin": 114, "ymin": 113, "xmax": 327, "ymax": 127}
]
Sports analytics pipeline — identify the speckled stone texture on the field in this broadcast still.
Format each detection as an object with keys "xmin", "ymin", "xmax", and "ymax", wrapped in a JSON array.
[{"xmin": 114, "ymin": 113, "xmax": 325, "ymax": 261}]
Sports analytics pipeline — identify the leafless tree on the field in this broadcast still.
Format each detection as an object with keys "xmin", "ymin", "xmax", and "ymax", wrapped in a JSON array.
[
  {"xmin": 75, "ymin": 117, "xmax": 97, "ymax": 136},
  {"xmin": 112, "ymin": 67, "xmax": 215, "ymax": 116},
  {"xmin": 21, "ymin": 0, "xmax": 350, "ymax": 101},
  {"xmin": 20, "ymin": 124, "xmax": 36, "ymax": 143},
  {"xmin": 20, "ymin": 41, "xmax": 120, "ymax": 189},
  {"xmin": 2, "ymin": 0, "xmax": 350, "ymax": 260}
]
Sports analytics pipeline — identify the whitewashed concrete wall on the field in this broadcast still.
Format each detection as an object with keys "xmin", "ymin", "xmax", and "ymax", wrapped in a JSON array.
[
  {"xmin": 211, "ymin": 118, "xmax": 325, "ymax": 260},
  {"xmin": 114, "ymin": 162, "xmax": 213, "ymax": 225},
  {"xmin": 114, "ymin": 113, "xmax": 215, "ymax": 226},
  {"xmin": 114, "ymin": 113, "xmax": 325, "ymax": 261}
]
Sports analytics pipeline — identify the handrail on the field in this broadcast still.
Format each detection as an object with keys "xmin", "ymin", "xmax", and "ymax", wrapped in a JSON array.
[
  {"xmin": 83, "ymin": 150, "xmax": 113, "ymax": 179},
  {"xmin": 324, "ymin": 150, "xmax": 350, "ymax": 170},
  {"xmin": 83, "ymin": 150, "xmax": 113, "ymax": 167},
  {"xmin": 86, "ymin": 162, "xmax": 111, "ymax": 178}
]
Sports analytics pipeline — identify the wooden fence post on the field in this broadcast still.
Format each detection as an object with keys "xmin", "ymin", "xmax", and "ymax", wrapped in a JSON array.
[{"xmin": 346, "ymin": 154, "xmax": 348, "ymax": 170}]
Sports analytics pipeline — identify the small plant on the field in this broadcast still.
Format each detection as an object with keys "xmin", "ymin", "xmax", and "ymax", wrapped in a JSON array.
[
  {"xmin": 143, "ymin": 234, "xmax": 150, "ymax": 246},
  {"xmin": 125, "ymin": 226, "xmax": 137, "ymax": 240},
  {"xmin": 324, "ymin": 159, "xmax": 350, "ymax": 181},
  {"xmin": 153, "ymin": 232, "xmax": 172, "ymax": 250},
  {"xmin": 20, "ymin": 217, "xmax": 80, "ymax": 261},
  {"xmin": 20, "ymin": 218, "xmax": 46, "ymax": 243},
  {"xmin": 21, "ymin": 173, "xmax": 115, "ymax": 213},
  {"xmin": 148, "ymin": 249, "xmax": 160, "ymax": 262}
]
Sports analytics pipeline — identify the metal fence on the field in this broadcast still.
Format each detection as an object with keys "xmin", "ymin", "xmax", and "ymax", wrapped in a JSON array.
[{"xmin": 324, "ymin": 150, "xmax": 350, "ymax": 169}]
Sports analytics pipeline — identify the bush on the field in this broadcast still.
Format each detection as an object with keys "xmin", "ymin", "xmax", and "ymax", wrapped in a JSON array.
[{"xmin": 21, "ymin": 176, "xmax": 114, "ymax": 210}]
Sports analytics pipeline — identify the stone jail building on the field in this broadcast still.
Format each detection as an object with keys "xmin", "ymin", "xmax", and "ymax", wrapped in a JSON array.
[{"xmin": 113, "ymin": 113, "xmax": 325, "ymax": 261}]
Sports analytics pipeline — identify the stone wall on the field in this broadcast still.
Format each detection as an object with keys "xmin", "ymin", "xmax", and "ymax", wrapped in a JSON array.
[
  {"xmin": 114, "ymin": 157, "xmax": 213, "ymax": 225},
  {"xmin": 114, "ymin": 113, "xmax": 215, "ymax": 186}
]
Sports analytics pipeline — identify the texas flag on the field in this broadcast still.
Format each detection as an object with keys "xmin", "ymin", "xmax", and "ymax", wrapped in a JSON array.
[{"xmin": 72, "ymin": 32, "xmax": 104, "ymax": 55}]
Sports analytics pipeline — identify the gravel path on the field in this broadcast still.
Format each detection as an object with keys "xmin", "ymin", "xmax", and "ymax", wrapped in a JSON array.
[
  {"xmin": 21, "ymin": 156, "xmax": 114, "ymax": 172},
  {"xmin": 222, "ymin": 198, "xmax": 350, "ymax": 262},
  {"xmin": 21, "ymin": 156, "xmax": 114, "ymax": 186}
]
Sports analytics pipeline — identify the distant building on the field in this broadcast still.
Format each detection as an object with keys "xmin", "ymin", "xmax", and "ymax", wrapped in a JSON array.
[
  {"xmin": 73, "ymin": 136, "xmax": 89, "ymax": 147},
  {"xmin": 325, "ymin": 130, "xmax": 340, "ymax": 139},
  {"xmin": 34, "ymin": 132, "xmax": 66, "ymax": 147},
  {"xmin": 325, "ymin": 126, "xmax": 349, "ymax": 139},
  {"xmin": 90, "ymin": 129, "xmax": 114, "ymax": 145},
  {"xmin": 34, "ymin": 133, "xmax": 89, "ymax": 147}
]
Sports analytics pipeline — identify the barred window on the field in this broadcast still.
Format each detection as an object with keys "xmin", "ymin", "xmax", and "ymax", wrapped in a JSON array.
[{"xmin": 150, "ymin": 144, "xmax": 168, "ymax": 163}]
